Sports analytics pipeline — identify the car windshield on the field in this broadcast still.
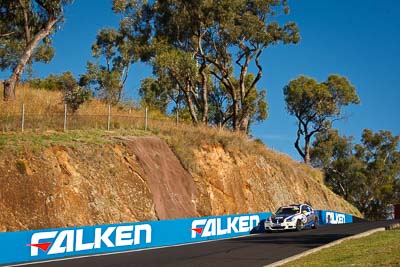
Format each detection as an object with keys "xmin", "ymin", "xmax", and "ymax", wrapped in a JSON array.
[{"xmin": 275, "ymin": 207, "xmax": 299, "ymax": 215}]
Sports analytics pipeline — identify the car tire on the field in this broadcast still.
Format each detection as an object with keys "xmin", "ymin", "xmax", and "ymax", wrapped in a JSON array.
[
  {"xmin": 312, "ymin": 218, "xmax": 318, "ymax": 229},
  {"xmin": 296, "ymin": 220, "xmax": 303, "ymax": 231}
]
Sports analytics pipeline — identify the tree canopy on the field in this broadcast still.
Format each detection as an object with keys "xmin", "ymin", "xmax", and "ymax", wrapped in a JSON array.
[
  {"xmin": 0, "ymin": 0, "xmax": 73, "ymax": 101},
  {"xmin": 79, "ymin": 27, "xmax": 145, "ymax": 104},
  {"xmin": 284, "ymin": 75, "xmax": 360, "ymax": 163},
  {"xmin": 110, "ymin": 0, "xmax": 299, "ymax": 131},
  {"xmin": 311, "ymin": 128, "xmax": 400, "ymax": 220}
]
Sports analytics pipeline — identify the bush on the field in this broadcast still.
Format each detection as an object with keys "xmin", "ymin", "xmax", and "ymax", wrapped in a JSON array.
[{"xmin": 64, "ymin": 85, "xmax": 92, "ymax": 113}]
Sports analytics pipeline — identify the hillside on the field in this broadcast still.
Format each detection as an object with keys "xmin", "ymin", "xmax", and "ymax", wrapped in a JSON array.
[
  {"xmin": 0, "ymin": 129, "xmax": 360, "ymax": 232},
  {"xmin": 0, "ymin": 86, "xmax": 361, "ymax": 231}
]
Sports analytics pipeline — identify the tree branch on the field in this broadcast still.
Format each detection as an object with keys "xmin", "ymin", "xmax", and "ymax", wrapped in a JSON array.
[
  {"xmin": 0, "ymin": 32, "xmax": 15, "ymax": 38},
  {"xmin": 18, "ymin": 0, "xmax": 31, "ymax": 44},
  {"xmin": 249, "ymin": 46, "xmax": 265, "ymax": 90},
  {"xmin": 295, "ymin": 120, "xmax": 306, "ymax": 161}
]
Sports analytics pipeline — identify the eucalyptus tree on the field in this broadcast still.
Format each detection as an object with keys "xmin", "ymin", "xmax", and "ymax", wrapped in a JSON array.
[
  {"xmin": 79, "ymin": 28, "xmax": 145, "ymax": 104},
  {"xmin": 284, "ymin": 75, "xmax": 360, "ymax": 164},
  {"xmin": 311, "ymin": 128, "xmax": 400, "ymax": 220},
  {"xmin": 202, "ymin": 0, "xmax": 299, "ymax": 132},
  {"xmin": 112, "ymin": 0, "xmax": 298, "ymax": 131},
  {"xmin": 0, "ymin": 0, "xmax": 73, "ymax": 101},
  {"xmin": 80, "ymin": 0, "xmax": 153, "ymax": 105},
  {"xmin": 139, "ymin": 77, "xmax": 170, "ymax": 113}
]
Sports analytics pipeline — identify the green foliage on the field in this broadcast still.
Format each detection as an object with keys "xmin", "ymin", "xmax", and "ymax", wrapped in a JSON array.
[
  {"xmin": 111, "ymin": 0, "xmax": 297, "ymax": 132},
  {"xmin": 311, "ymin": 128, "xmax": 400, "ymax": 220},
  {"xmin": 60, "ymin": 72, "xmax": 92, "ymax": 113},
  {"xmin": 138, "ymin": 77, "xmax": 170, "ymax": 112},
  {"xmin": 80, "ymin": 61, "xmax": 124, "ymax": 104},
  {"xmin": 0, "ymin": 0, "xmax": 73, "ymax": 79},
  {"xmin": 27, "ymin": 74, "xmax": 63, "ymax": 90},
  {"xmin": 80, "ymin": 18, "xmax": 150, "ymax": 105},
  {"xmin": 284, "ymin": 75, "xmax": 360, "ymax": 163}
]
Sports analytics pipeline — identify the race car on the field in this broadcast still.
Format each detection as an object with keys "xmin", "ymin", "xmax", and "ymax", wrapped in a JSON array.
[{"xmin": 264, "ymin": 204, "xmax": 318, "ymax": 231}]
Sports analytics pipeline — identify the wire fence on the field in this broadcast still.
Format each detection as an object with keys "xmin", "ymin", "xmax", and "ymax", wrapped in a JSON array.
[{"xmin": 0, "ymin": 104, "xmax": 181, "ymax": 133}]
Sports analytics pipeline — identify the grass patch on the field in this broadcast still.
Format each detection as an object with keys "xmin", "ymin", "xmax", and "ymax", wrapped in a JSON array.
[
  {"xmin": 0, "ymin": 128, "xmax": 155, "ymax": 153},
  {"xmin": 281, "ymin": 229, "xmax": 400, "ymax": 267}
]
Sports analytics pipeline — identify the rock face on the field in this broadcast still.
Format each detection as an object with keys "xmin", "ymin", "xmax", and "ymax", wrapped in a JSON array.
[
  {"xmin": 191, "ymin": 144, "xmax": 359, "ymax": 216},
  {"xmin": 0, "ymin": 136, "xmax": 359, "ymax": 232},
  {"xmin": 124, "ymin": 137, "xmax": 197, "ymax": 220}
]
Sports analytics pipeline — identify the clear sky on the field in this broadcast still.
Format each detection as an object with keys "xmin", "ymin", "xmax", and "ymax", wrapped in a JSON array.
[{"xmin": 1, "ymin": 0, "xmax": 399, "ymax": 161}]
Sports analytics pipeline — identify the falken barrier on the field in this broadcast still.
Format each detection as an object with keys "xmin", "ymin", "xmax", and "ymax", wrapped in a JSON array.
[
  {"xmin": 0, "ymin": 212, "xmax": 269, "ymax": 265},
  {"xmin": 0, "ymin": 210, "xmax": 352, "ymax": 265},
  {"xmin": 316, "ymin": 210, "xmax": 353, "ymax": 225}
]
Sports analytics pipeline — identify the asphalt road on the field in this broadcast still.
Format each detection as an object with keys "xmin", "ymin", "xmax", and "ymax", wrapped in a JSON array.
[{"xmin": 10, "ymin": 220, "xmax": 399, "ymax": 267}]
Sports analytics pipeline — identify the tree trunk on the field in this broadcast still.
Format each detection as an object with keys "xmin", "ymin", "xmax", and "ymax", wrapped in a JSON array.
[
  {"xmin": 3, "ymin": 79, "xmax": 16, "ymax": 101},
  {"xmin": 3, "ymin": 16, "xmax": 59, "ymax": 101},
  {"xmin": 304, "ymin": 135, "xmax": 311, "ymax": 164},
  {"xmin": 304, "ymin": 147, "xmax": 310, "ymax": 164},
  {"xmin": 199, "ymin": 66, "xmax": 208, "ymax": 125},
  {"xmin": 183, "ymin": 84, "xmax": 199, "ymax": 125},
  {"xmin": 238, "ymin": 112, "xmax": 250, "ymax": 133},
  {"xmin": 294, "ymin": 125, "xmax": 306, "ymax": 163},
  {"xmin": 231, "ymin": 85, "xmax": 240, "ymax": 131}
]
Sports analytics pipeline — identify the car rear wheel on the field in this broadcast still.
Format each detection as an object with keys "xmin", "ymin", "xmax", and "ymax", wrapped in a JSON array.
[
  {"xmin": 312, "ymin": 218, "xmax": 318, "ymax": 229},
  {"xmin": 296, "ymin": 220, "xmax": 303, "ymax": 231}
]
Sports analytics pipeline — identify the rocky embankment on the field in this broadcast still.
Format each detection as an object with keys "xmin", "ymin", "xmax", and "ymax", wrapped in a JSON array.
[{"xmin": 0, "ymin": 136, "xmax": 360, "ymax": 232}]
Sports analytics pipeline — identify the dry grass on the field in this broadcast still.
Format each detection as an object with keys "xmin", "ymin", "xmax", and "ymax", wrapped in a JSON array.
[
  {"xmin": 0, "ymin": 85, "xmax": 314, "ymax": 173},
  {"xmin": 0, "ymin": 85, "xmax": 176, "ymax": 131},
  {"xmin": 0, "ymin": 84, "xmax": 64, "ymax": 115}
]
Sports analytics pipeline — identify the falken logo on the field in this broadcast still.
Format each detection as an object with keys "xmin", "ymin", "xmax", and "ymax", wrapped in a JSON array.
[
  {"xmin": 27, "ymin": 224, "xmax": 152, "ymax": 257},
  {"xmin": 326, "ymin": 212, "xmax": 346, "ymax": 224},
  {"xmin": 191, "ymin": 215, "xmax": 259, "ymax": 238}
]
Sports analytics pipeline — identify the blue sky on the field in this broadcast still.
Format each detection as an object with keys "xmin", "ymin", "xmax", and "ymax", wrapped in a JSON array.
[{"xmin": 1, "ymin": 0, "xmax": 399, "ymax": 161}]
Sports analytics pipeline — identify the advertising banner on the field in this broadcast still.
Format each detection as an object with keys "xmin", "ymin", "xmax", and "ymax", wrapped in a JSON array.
[
  {"xmin": 0, "ymin": 212, "xmax": 270, "ymax": 266},
  {"xmin": 316, "ymin": 210, "xmax": 353, "ymax": 225}
]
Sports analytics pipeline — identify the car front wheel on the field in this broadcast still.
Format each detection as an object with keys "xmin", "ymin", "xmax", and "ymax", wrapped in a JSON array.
[{"xmin": 296, "ymin": 220, "xmax": 303, "ymax": 231}]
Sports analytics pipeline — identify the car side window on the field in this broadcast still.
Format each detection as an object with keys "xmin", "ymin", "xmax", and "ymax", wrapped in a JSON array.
[{"xmin": 303, "ymin": 206, "xmax": 311, "ymax": 213}]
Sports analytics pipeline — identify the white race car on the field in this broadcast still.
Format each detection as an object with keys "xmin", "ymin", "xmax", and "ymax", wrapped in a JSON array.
[{"xmin": 264, "ymin": 204, "xmax": 318, "ymax": 231}]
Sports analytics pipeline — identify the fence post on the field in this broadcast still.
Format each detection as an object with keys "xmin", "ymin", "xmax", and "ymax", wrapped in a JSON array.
[
  {"xmin": 21, "ymin": 103, "xmax": 25, "ymax": 132},
  {"xmin": 63, "ymin": 104, "xmax": 67, "ymax": 131},
  {"xmin": 176, "ymin": 110, "xmax": 179, "ymax": 126},
  {"xmin": 145, "ymin": 107, "xmax": 148, "ymax": 131},
  {"xmin": 107, "ymin": 104, "xmax": 111, "ymax": 131}
]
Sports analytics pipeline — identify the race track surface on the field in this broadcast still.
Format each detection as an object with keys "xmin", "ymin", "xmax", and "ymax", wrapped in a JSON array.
[{"xmin": 10, "ymin": 220, "xmax": 398, "ymax": 267}]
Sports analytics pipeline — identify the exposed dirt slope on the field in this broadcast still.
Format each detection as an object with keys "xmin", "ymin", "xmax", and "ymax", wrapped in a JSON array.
[
  {"xmin": 192, "ymin": 144, "xmax": 359, "ymax": 216},
  {"xmin": 123, "ymin": 137, "xmax": 197, "ymax": 220},
  {"xmin": 0, "ymin": 134, "xmax": 359, "ymax": 232},
  {"xmin": 0, "ymin": 142, "xmax": 155, "ymax": 231}
]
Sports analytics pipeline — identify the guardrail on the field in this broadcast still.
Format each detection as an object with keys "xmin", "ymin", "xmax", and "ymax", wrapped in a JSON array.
[{"xmin": 0, "ymin": 210, "xmax": 352, "ymax": 265}]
